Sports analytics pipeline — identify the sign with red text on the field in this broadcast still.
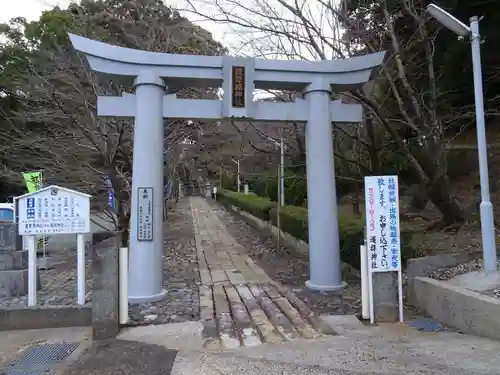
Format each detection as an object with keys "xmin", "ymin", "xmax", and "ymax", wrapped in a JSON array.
[{"xmin": 364, "ymin": 176, "xmax": 401, "ymax": 273}]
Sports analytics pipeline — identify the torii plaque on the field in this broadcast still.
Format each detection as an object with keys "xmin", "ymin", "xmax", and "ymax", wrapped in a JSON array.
[{"xmin": 69, "ymin": 33, "xmax": 385, "ymax": 303}]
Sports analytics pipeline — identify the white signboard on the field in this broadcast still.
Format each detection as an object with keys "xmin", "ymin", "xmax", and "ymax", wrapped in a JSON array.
[
  {"xmin": 364, "ymin": 176, "xmax": 401, "ymax": 272},
  {"xmin": 364, "ymin": 175, "xmax": 404, "ymax": 324},
  {"xmin": 137, "ymin": 187, "xmax": 153, "ymax": 241},
  {"xmin": 17, "ymin": 186, "xmax": 91, "ymax": 235}
]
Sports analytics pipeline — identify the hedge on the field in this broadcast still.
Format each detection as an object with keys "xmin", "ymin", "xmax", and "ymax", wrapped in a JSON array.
[
  {"xmin": 217, "ymin": 189, "xmax": 275, "ymax": 221},
  {"xmin": 217, "ymin": 189, "xmax": 418, "ymax": 270},
  {"xmin": 269, "ymin": 205, "xmax": 417, "ymax": 269}
]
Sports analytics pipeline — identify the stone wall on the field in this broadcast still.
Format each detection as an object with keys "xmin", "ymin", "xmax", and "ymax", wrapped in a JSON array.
[{"xmin": 0, "ymin": 231, "xmax": 122, "ymax": 335}]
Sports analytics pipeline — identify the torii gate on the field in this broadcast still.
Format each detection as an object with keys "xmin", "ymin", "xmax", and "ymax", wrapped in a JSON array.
[{"xmin": 69, "ymin": 33, "xmax": 385, "ymax": 303}]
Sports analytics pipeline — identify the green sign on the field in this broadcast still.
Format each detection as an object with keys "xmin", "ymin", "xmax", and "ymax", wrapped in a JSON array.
[{"xmin": 22, "ymin": 171, "xmax": 43, "ymax": 193}]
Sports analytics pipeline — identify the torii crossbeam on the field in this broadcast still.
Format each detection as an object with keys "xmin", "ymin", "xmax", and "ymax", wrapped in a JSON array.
[{"xmin": 69, "ymin": 33, "xmax": 385, "ymax": 303}]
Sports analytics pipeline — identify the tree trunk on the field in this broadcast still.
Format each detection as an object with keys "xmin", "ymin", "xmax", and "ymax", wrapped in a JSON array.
[{"xmin": 426, "ymin": 176, "xmax": 465, "ymax": 226}]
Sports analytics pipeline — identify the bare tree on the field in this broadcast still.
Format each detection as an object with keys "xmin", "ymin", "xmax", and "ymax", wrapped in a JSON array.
[
  {"xmin": 0, "ymin": 0, "xmax": 226, "ymax": 242},
  {"xmin": 181, "ymin": 0, "xmax": 466, "ymax": 227}
]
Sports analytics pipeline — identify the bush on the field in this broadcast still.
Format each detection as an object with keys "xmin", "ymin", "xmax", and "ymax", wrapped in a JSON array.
[
  {"xmin": 269, "ymin": 205, "xmax": 417, "ymax": 270},
  {"xmin": 284, "ymin": 174, "xmax": 307, "ymax": 206},
  {"xmin": 217, "ymin": 188, "xmax": 275, "ymax": 221},
  {"xmin": 219, "ymin": 188, "xmax": 417, "ymax": 270}
]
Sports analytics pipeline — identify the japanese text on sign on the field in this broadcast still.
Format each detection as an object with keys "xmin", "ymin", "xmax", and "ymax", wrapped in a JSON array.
[
  {"xmin": 137, "ymin": 187, "xmax": 153, "ymax": 241},
  {"xmin": 364, "ymin": 176, "xmax": 401, "ymax": 272},
  {"xmin": 231, "ymin": 66, "xmax": 245, "ymax": 108},
  {"xmin": 17, "ymin": 186, "xmax": 90, "ymax": 235}
]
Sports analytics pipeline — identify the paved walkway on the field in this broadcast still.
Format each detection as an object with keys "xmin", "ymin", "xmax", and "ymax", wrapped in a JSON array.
[{"xmin": 190, "ymin": 197, "xmax": 334, "ymax": 349}]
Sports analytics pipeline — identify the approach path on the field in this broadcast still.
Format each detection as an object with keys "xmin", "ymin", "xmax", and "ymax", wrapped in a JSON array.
[{"xmin": 190, "ymin": 197, "xmax": 335, "ymax": 349}]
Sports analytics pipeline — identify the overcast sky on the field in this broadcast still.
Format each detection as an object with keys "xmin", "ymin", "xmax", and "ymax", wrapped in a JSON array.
[{"xmin": 1, "ymin": 0, "xmax": 233, "ymax": 47}]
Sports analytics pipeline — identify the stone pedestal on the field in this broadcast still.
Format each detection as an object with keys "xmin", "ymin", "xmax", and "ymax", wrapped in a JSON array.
[
  {"xmin": 92, "ymin": 231, "xmax": 121, "ymax": 340},
  {"xmin": 372, "ymin": 272, "xmax": 399, "ymax": 322},
  {"xmin": 0, "ymin": 223, "xmax": 40, "ymax": 297}
]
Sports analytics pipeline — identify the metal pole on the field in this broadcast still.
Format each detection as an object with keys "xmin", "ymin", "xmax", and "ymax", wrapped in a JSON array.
[
  {"xmin": 470, "ymin": 16, "xmax": 497, "ymax": 274},
  {"xmin": 219, "ymin": 158, "xmax": 222, "ymax": 189},
  {"xmin": 277, "ymin": 164, "xmax": 281, "ymax": 252},
  {"xmin": 280, "ymin": 137, "xmax": 285, "ymax": 206},
  {"xmin": 237, "ymin": 160, "xmax": 241, "ymax": 193}
]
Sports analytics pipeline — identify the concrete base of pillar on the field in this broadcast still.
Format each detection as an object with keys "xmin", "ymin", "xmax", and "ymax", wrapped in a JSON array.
[
  {"xmin": 128, "ymin": 289, "xmax": 168, "ymax": 305},
  {"xmin": 305, "ymin": 280, "xmax": 347, "ymax": 292},
  {"xmin": 372, "ymin": 272, "xmax": 399, "ymax": 322}
]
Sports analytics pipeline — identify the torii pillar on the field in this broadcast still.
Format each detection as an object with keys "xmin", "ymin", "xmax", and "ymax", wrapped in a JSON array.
[{"xmin": 69, "ymin": 33, "xmax": 385, "ymax": 301}]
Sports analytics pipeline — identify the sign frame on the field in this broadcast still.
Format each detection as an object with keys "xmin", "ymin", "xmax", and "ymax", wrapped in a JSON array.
[
  {"xmin": 15, "ymin": 185, "xmax": 91, "ymax": 236},
  {"xmin": 137, "ymin": 186, "xmax": 153, "ymax": 242},
  {"xmin": 364, "ymin": 175, "xmax": 404, "ymax": 324},
  {"xmin": 231, "ymin": 66, "xmax": 246, "ymax": 108}
]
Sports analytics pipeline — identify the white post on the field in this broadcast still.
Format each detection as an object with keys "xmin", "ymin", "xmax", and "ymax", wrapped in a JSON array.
[
  {"xmin": 360, "ymin": 244, "xmax": 370, "ymax": 320},
  {"xmin": 27, "ymin": 235, "xmax": 37, "ymax": 307},
  {"xmin": 303, "ymin": 82, "xmax": 344, "ymax": 291},
  {"xmin": 128, "ymin": 71, "xmax": 167, "ymax": 303},
  {"xmin": 470, "ymin": 17, "xmax": 497, "ymax": 274},
  {"xmin": 76, "ymin": 233, "xmax": 86, "ymax": 305},
  {"xmin": 280, "ymin": 136, "xmax": 285, "ymax": 206},
  {"xmin": 244, "ymin": 184, "xmax": 249, "ymax": 195},
  {"xmin": 119, "ymin": 247, "xmax": 129, "ymax": 324}
]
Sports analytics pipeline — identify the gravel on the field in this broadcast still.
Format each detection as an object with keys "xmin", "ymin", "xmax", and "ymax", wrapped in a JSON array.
[
  {"xmin": 1, "ymin": 200, "xmax": 202, "ymax": 321},
  {"xmin": 428, "ymin": 257, "xmax": 500, "ymax": 281},
  {"xmin": 427, "ymin": 256, "xmax": 500, "ymax": 298},
  {"xmin": 128, "ymin": 200, "xmax": 200, "ymax": 325},
  {"xmin": 0, "ymin": 247, "xmax": 93, "ymax": 308}
]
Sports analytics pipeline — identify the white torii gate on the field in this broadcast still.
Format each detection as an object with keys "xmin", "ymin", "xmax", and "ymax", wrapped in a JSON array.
[{"xmin": 69, "ymin": 33, "xmax": 385, "ymax": 303}]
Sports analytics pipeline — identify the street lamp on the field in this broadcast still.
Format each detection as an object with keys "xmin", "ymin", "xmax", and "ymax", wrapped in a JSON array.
[
  {"xmin": 427, "ymin": 4, "xmax": 497, "ymax": 274},
  {"xmin": 231, "ymin": 158, "xmax": 241, "ymax": 193}
]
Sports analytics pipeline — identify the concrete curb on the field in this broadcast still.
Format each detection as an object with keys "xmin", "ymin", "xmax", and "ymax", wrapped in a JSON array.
[
  {"xmin": 220, "ymin": 201, "xmax": 361, "ymax": 279},
  {"xmin": 0, "ymin": 305, "xmax": 91, "ymax": 331},
  {"xmin": 405, "ymin": 250, "xmax": 482, "ymax": 302},
  {"xmin": 411, "ymin": 276, "xmax": 500, "ymax": 340}
]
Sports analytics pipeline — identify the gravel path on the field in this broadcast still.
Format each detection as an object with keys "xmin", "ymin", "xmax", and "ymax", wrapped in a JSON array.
[
  {"xmin": 0, "ymin": 200, "xmax": 201, "ymax": 322},
  {"xmin": 128, "ymin": 200, "xmax": 200, "ymax": 325},
  {"xmin": 206, "ymin": 201, "xmax": 362, "ymax": 316}
]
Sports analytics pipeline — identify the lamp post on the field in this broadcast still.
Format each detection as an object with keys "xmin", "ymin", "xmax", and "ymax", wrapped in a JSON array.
[
  {"xmin": 232, "ymin": 158, "xmax": 241, "ymax": 193},
  {"xmin": 267, "ymin": 136, "xmax": 285, "ymax": 207},
  {"xmin": 427, "ymin": 4, "xmax": 497, "ymax": 273}
]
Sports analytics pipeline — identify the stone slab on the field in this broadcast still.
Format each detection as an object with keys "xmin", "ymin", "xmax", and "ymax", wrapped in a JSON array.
[
  {"xmin": 448, "ymin": 270, "xmax": 500, "ymax": 292},
  {"xmin": 91, "ymin": 232, "xmax": 120, "ymax": 340},
  {"xmin": 0, "ymin": 268, "xmax": 41, "ymax": 297},
  {"xmin": 0, "ymin": 222, "xmax": 19, "ymax": 252},
  {"xmin": 0, "ymin": 305, "xmax": 91, "ymax": 330},
  {"xmin": 411, "ymin": 276, "xmax": 500, "ymax": 341},
  {"xmin": 0, "ymin": 250, "xmax": 28, "ymax": 271},
  {"xmin": 372, "ymin": 272, "xmax": 399, "ymax": 322}
]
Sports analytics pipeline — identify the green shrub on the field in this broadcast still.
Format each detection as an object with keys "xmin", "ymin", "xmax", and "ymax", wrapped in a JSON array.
[
  {"xmin": 269, "ymin": 205, "xmax": 417, "ymax": 270},
  {"xmin": 219, "ymin": 188, "xmax": 417, "ymax": 270},
  {"xmin": 269, "ymin": 205, "xmax": 308, "ymax": 242},
  {"xmin": 249, "ymin": 177, "xmax": 267, "ymax": 197},
  {"xmin": 284, "ymin": 174, "xmax": 307, "ymax": 206},
  {"xmin": 217, "ymin": 189, "xmax": 275, "ymax": 221}
]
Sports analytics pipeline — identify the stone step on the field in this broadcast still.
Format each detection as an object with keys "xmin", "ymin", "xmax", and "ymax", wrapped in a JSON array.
[{"xmin": 202, "ymin": 281, "xmax": 336, "ymax": 349}]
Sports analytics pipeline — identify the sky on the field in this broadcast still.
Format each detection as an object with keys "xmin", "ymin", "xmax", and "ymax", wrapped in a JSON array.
[{"xmin": 0, "ymin": 0, "xmax": 232, "ymax": 47}]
